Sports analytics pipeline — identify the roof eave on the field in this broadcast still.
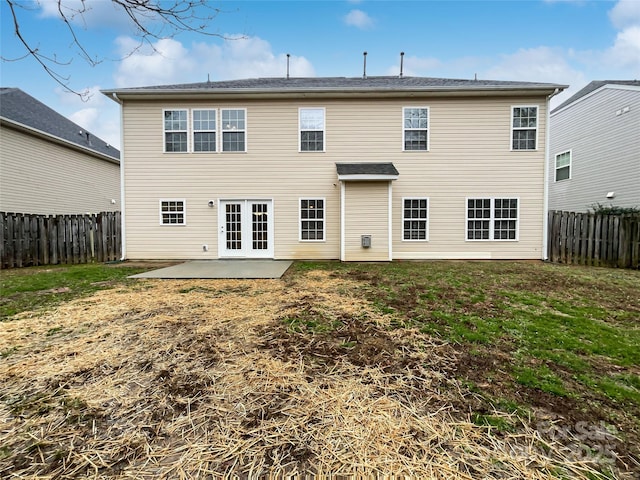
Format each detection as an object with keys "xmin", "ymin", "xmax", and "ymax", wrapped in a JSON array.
[
  {"xmin": 1, "ymin": 117, "xmax": 120, "ymax": 165},
  {"xmin": 103, "ymin": 85, "xmax": 567, "ymax": 101}
]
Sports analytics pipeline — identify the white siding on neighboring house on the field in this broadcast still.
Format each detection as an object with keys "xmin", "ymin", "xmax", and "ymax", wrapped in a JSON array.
[
  {"xmin": 549, "ymin": 85, "xmax": 640, "ymax": 212},
  {"xmin": 0, "ymin": 126, "xmax": 121, "ymax": 215}
]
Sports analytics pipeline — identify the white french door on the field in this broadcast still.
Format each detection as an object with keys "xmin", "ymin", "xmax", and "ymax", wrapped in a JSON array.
[{"xmin": 218, "ymin": 200, "xmax": 274, "ymax": 258}]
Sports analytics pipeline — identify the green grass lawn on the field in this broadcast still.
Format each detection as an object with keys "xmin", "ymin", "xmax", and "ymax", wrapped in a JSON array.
[
  {"xmin": 292, "ymin": 261, "xmax": 640, "ymax": 443},
  {"xmin": 2, "ymin": 259, "xmax": 639, "ymax": 476},
  {"xmin": 0, "ymin": 263, "xmax": 150, "ymax": 320}
]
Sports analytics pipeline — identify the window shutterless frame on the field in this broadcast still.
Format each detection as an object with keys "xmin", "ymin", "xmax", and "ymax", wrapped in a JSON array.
[
  {"xmin": 299, "ymin": 107, "xmax": 326, "ymax": 152},
  {"xmin": 510, "ymin": 105, "xmax": 538, "ymax": 151},
  {"xmin": 159, "ymin": 199, "xmax": 186, "ymax": 225},
  {"xmin": 465, "ymin": 197, "xmax": 519, "ymax": 241},
  {"xmin": 192, "ymin": 109, "xmax": 217, "ymax": 153},
  {"xmin": 299, "ymin": 198, "xmax": 326, "ymax": 241},
  {"xmin": 221, "ymin": 108, "xmax": 247, "ymax": 152},
  {"xmin": 555, "ymin": 149, "xmax": 572, "ymax": 181},
  {"xmin": 402, "ymin": 106, "xmax": 429, "ymax": 151},
  {"xmin": 402, "ymin": 197, "xmax": 429, "ymax": 241},
  {"xmin": 163, "ymin": 109, "xmax": 189, "ymax": 153}
]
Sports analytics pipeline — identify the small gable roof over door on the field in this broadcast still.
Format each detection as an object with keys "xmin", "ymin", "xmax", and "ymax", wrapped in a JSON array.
[{"xmin": 336, "ymin": 162, "xmax": 399, "ymax": 181}]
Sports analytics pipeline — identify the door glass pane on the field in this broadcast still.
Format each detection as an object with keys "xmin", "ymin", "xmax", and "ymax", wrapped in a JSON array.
[
  {"xmin": 252, "ymin": 203, "xmax": 268, "ymax": 250},
  {"xmin": 226, "ymin": 203, "xmax": 242, "ymax": 250}
]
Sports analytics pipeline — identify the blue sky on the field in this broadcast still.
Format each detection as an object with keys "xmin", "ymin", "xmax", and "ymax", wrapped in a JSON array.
[{"xmin": 2, "ymin": 0, "xmax": 639, "ymax": 148}]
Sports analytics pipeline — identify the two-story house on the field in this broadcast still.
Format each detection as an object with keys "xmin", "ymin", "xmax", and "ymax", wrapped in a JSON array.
[
  {"xmin": 102, "ymin": 76, "xmax": 565, "ymax": 262},
  {"xmin": 549, "ymin": 80, "xmax": 640, "ymax": 213},
  {"xmin": 0, "ymin": 88, "xmax": 121, "ymax": 215}
]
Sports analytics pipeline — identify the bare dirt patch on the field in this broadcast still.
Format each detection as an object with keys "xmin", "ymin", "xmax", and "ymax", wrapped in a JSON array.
[{"xmin": 0, "ymin": 269, "xmax": 634, "ymax": 478}]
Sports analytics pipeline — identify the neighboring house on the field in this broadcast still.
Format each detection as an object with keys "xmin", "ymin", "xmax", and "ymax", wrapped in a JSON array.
[
  {"xmin": 102, "ymin": 76, "xmax": 565, "ymax": 262},
  {"xmin": 0, "ymin": 88, "xmax": 120, "ymax": 215},
  {"xmin": 549, "ymin": 81, "xmax": 640, "ymax": 213}
]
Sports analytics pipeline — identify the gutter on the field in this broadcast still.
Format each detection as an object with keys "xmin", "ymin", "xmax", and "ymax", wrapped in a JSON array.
[
  {"xmin": 543, "ymin": 87, "xmax": 564, "ymax": 261},
  {"xmin": 111, "ymin": 92, "xmax": 127, "ymax": 261}
]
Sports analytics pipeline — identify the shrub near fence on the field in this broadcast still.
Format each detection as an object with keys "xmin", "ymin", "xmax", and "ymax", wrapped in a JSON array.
[
  {"xmin": 0, "ymin": 211, "xmax": 121, "ymax": 269},
  {"xmin": 548, "ymin": 210, "xmax": 640, "ymax": 269}
]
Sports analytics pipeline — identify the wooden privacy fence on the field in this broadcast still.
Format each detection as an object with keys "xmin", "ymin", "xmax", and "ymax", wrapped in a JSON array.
[
  {"xmin": 1, "ymin": 211, "xmax": 121, "ymax": 269},
  {"xmin": 548, "ymin": 210, "xmax": 640, "ymax": 269}
]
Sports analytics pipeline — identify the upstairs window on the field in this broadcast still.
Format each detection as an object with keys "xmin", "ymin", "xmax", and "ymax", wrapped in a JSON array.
[
  {"xmin": 193, "ymin": 109, "xmax": 216, "ymax": 152},
  {"xmin": 403, "ymin": 107, "xmax": 429, "ymax": 151},
  {"xmin": 222, "ymin": 109, "xmax": 246, "ymax": 152},
  {"xmin": 403, "ymin": 198, "xmax": 429, "ymax": 240},
  {"xmin": 164, "ymin": 110, "xmax": 188, "ymax": 152},
  {"xmin": 299, "ymin": 108, "xmax": 325, "ymax": 151},
  {"xmin": 555, "ymin": 150, "xmax": 571, "ymax": 181},
  {"xmin": 300, "ymin": 198, "xmax": 325, "ymax": 241},
  {"xmin": 160, "ymin": 199, "xmax": 186, "ymax": 225},
  {"xmin": 511, "ymin": 106, "xmax": 538, "ymax": 150},
  {"xmin": 466, "ymin": 198, "xmax": 518, "ymax": 241}
]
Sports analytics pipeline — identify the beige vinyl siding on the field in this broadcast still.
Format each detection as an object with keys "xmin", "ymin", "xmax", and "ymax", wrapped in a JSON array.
[
  {"xmin": 121, "ymin": 95, "xmax": 547, "ymax": 260},
  {"xmin": 0, "ymin": 126, "xmax": 120, "ymax": 215},
  {"xmin": 343, "ymin": 182, "xmax": 389, "ymax": 261},
  {"xmin": 549, "ymin": 86, "xmax": 640, "ymax": 212}
]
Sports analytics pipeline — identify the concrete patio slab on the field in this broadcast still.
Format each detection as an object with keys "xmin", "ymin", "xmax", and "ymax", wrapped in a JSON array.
[{"xmin": 129, "ymin": 260, "xmax": 293, "ymax": 279}]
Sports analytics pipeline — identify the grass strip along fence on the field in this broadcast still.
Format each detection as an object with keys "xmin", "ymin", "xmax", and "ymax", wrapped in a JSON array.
[
  {"xmin": 548, "ymin": 210, "xmax": 640, "ymax": 269},
  {"xmin": 0, "ymin": 211, "xmax": 121, "ymax": 268}
]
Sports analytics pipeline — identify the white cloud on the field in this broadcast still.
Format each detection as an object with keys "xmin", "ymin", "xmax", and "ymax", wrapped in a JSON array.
[
  {"xmin": 343, "ymin": 9, "xmax": 375, "ymax": 29},
  {"xmin": 114, "ymin": 35, "xmax": 315, "ymax": 88},
  {"xmin": 38, "ymin": 0, "xmax": 128, "ymax": 30},
  {"xmin": 53, "ymin": 85, "xmax": 121, "ymax": 148},
  {"xmin": 609, "ymin": 0, "xmax": 640, "ymax": 29},
  {"xmin": 606, "ymin": 26, "xmax": 640, "ymax": 74}
]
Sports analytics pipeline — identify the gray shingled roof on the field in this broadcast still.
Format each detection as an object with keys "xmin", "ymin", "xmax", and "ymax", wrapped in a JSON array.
[
  {"xmin": 0, "ymin": 88, "xmax": 119, "ymax": 161},
  {"xmin": 552, "ymin": 80, "xmax": 640, "ymax": 113},
  {"xmin": 103, "ymin": 76, "xmax": 565, "ymax": 96},
  {"xmin": 336, "ymin": 162, "xmax": 399, "ymax": 177}
]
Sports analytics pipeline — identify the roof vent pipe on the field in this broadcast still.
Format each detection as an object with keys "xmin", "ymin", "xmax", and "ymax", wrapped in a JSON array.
[
  {"xmin": 363, "ymin": 51, "xmax": 367, "ymax": 79},
  {"xmin": 286, "ymin": 53, "xmax": 290, "ymax": 79},
  {"xmin": 400, "ymin": 52, "xmax": 405, "ymax": 78}
]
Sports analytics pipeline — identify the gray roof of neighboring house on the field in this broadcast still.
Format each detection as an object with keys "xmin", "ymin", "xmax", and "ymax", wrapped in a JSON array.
[
  {"xmin": 0, "ymin": 88, "xmax": 119, "ymax": 161},
  {"xmin": 103, "ymin": 76, "xmax": 566, "ymax": 97},
  {"xmin": 552, "ymin": 80, "xmax": 640, "ymax": 113}
]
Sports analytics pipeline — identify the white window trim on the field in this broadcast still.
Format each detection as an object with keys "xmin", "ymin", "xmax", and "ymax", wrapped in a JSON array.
[
  {"xmin": 159, "ymin": 199, "xmax": 186, "ymax": 226},
  {"xmin": 402, "ymin": 197, "xmax": 429, "ymax": 242},
  {"xmin": 465, "ymin": 197, "xmax": 519, "ymax": 241},
  {"xmin": 510, "ymin": 105, "xmax": 538, "ymax": 151},
  {"xmin": 192, "ymin": 109, "xmax": 217, "ymax": 154},
  {"xmin": 299, "ymin": 197, "xmax": 326, "ymax": 242},
  {"xmin": 221, "ymin": 108, "xmax": 248, "ymax": 153},
  {"xmin": 299, "ymin": 107, "xmax": 326, "ymax": 153},
  {"xmin": 554, "ymin": 149, "xmax": 572, "ymax": 182},
  {"xmin": 402, "ymin": 106, "xmax": 430, "ymax": 152},
  {"xmin": 163, "ymin": 109, "xmax": 189, "ymax": 154}
]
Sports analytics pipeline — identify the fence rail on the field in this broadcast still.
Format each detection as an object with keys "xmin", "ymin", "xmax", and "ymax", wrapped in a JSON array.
[
  {"xmin": 1, "ymin": 211, "xmax": 121, "ymax": 269},
  {"xmin": 548, "ymin": 210, "xmax": 640, "ymax": 269}
]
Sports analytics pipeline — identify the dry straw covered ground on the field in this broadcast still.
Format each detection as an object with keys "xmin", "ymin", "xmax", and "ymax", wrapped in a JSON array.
[{"xmin": 0, "ymin": 266, "xmax": 636, "ymax": 478}]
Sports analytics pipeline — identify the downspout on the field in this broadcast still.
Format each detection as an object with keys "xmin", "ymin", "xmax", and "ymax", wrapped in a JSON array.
[
  {"xmin": 111, "ymin": 93, "xmax": 126, "ymax": 261},
  {"xmin": 340, "ymin": 181, "xmax": 345, "ymax": 261},
  {"xmin": 543, "ymin": 88, "xmax": 562, "ymax": 261}
]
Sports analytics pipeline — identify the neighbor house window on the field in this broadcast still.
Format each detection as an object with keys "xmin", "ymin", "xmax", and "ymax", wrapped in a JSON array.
[
  {"xmin": 222, "ymin": 109, "xmax": 246, "ymax": 152},
  {"xmin": 403, "ymin": 107, "xmax": 429, "ymax": 151},
  {"xmin": 555, "ymin": 150, "xmax": 571, "ymax": 181},
  {"xmin": 466, "ymin": 198, "xmax": 518, "ymax": 240},
  {"xmin": 511, "ymin": 106, "xmax": 538, "ymax": 150},
  {"xmin": 300, "ymin": 198, "xmax": 325, "ymax": 241},
  {"xmin": 164, "ymin": 110, "xmax": 188, "ymax": 152},
  {"xmin": 299, "ymin": 108, "xmax": 325, "ymax": 151},
  {"xmin": 193, "ymin": 109, "xmax": 216, "ymax": 152},
  {"xmin": 160, "ymin": 200, "xmax": 186, "ymax": 225},
  {"xmin": 403, "ymin": 198, "xmax": 429, "ymax": 240}
]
